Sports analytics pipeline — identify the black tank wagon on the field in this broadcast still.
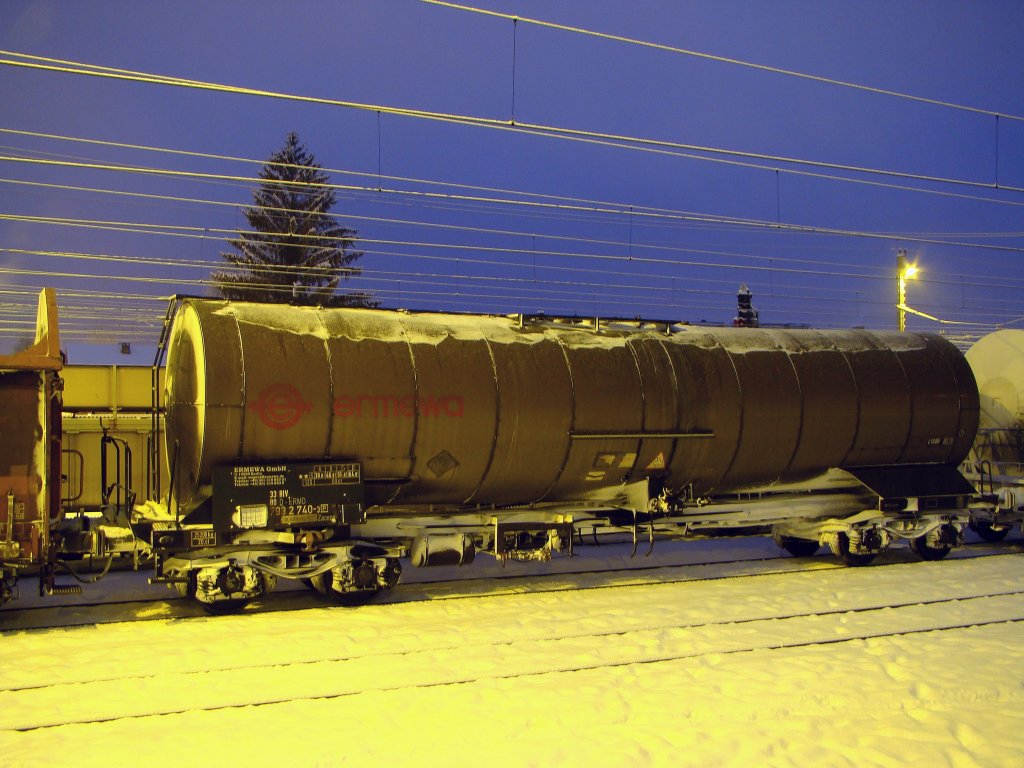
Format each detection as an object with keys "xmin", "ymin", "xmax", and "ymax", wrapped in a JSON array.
[
  {"xmin": 0, "ymin": 292, "xmax": 987, "ymax": 612},
  {"xmin": 146, "ymin": 298, "xmax": 978, "ymax": 611}
]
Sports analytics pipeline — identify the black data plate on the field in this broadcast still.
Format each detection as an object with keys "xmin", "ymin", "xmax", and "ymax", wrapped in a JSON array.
[
  {"xmin": 212, "ymin": 461, "xmax": 365, "ymax": 531},
  {"xmin": 151, "ymin": 528, "xmax": 231, "ymax": 552}
]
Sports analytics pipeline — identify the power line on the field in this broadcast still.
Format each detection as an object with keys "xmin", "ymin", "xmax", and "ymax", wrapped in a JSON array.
[
  {"xmin": 6, "ymin": 201, "xmax": 1024, "ymax": 313},
  {"xmin": 2, "ymin": 176, "xmax": 898, "ymax": 275},
  {"xmin": 0, "ymin": 245, "xmax": 902, "ymax": 309},
  {"xmin": 4, "ymin": 171, "xmax": 1022, "ymax": 285},
  {"xmin": 3, "ymin": 167, "xmax": 1020, "ymax": 323},
  {"xmin": 419, "ymin": 2, "xmax": 1024, "ymax": 124},
  {"xmin": 4, "ymin": 153, "xmax": 1024, "ymax": 257},
  {"xmin": 0, "ymin": 282, "xmax": 1009, "ymax": 340},
  {"xmin": 8, "ymin": 122, "xmax": 1024, "ymax": 214},
  {"xmin": 6, "ymin": 126, "xmax": 1024, "ymax": 228},
  {"xmin": 7, "ymin": 207, "xmax": 1024, "ymax": 294},
  {"xmin": 0, "ymin": 213, "xmax": 957, "ymax": 284},
  {"xmin": 2, "ymin": 51, "xmax": 1021, "ymax": 195},
  {"xmin": 0, "ymin": 175, "xmax": 721, "ymax": 258},
  {"xmin": 4, "ymin": 245, "xmax": 1020, "ymax": 325}
]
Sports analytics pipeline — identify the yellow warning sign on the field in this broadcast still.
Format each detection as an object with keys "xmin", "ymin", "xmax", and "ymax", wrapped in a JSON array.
[
  {"xmin": 594, "ymin": 452, "xmax": 637, "ymax": 469},
  {"xmin": 645, "ymin": 452, "xmax": 666, "ymax": 471}
]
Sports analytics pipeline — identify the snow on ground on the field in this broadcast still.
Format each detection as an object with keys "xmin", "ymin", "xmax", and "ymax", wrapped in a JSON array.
[{"xmin": 1, "ymin": 542, "xmax": 1023, "ymax": 767}]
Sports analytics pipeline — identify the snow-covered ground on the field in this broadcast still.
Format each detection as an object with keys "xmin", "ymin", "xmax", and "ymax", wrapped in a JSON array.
[{"xmin": 2, "ymin": 540, "xmax": 1023, "ymax": 767}]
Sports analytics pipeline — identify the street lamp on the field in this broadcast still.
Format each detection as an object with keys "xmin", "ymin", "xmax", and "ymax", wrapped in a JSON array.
[{"xmin": 896, "ymin": 249, "xmax": 918, "ymax": 332}]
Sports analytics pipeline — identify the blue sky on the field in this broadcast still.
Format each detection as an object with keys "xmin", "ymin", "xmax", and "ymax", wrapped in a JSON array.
[{"xmin": 1, "ymin": 0, "xmax": 1022, "ymax": 362}]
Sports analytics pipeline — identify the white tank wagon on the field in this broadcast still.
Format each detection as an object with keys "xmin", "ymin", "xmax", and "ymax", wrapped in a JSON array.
[
  {"xmin": 146, "ymin": 299, "xmax": 979, "ymax": 611},
  {"xmin": 963, "ymin": 330, "xmax": 1024, "ymax": 540}
]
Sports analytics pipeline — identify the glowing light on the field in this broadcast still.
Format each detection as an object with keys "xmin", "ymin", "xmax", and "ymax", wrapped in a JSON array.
[{"xmin": 896, "ymin": 250, "xmax": 920, "ymax": 332}]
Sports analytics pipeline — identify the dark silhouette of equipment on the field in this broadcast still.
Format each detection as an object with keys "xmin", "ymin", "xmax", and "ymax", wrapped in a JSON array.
[{"xmin": 733, "ymin": 283, "xmax": 759, "ymax": 327}]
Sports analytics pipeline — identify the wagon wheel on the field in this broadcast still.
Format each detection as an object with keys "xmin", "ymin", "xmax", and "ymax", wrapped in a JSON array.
[
  {"xmin": 970, "ymin": 520, "xmax": 1010, "ymax": 542},
  {"xmin": 836, "ymin": 532, "xmax": 875, "ymax": 567},
  {"xmin": 186, "ymin": 569, "xmax": 255, "ymax": 615},
  {"xmin": 775, "ymin": 535, "xmax": 820, "ymax": 558},
  {"xmin": 909, "ymin": 535, "xmax": 951, "ymax": 561},
  {"xmin": 309, "ymin": 570, "xmax": 380, "ymax": 607}
]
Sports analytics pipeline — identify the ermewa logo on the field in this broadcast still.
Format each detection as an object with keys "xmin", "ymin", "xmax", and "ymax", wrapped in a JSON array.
[
  {"xmin": 334, "ymin": 394, "xmax": 464, "ymax": 418},
  {"xmin": 248, "ymin": 383, "xmax": 313, "ymax": 430},
  {"xmin": 249, "ymin": 386, "xmax": 465, "ymax": 429}
]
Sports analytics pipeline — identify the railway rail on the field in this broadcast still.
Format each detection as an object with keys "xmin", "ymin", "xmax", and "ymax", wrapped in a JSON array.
[
  {"xmin": 2, "ymin": 549, "xmax": 1022, "ymax": 735},
  {"xmin": 3, "ymin": 537, "xmax": 1020, "ymax": 632}
]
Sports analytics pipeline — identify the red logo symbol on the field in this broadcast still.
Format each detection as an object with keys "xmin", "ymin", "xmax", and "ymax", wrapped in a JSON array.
[
  {"xmin": 333, "ymin": 394, "xmax": 464, "ymax": 419},
  {"xmin": 248, "ymin": 383, "xmax": 312, "ymax": 430}
]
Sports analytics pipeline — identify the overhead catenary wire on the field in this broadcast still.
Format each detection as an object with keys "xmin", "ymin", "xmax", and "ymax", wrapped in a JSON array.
[
  {"xmin": 4, "ymin": 153, "xmax": 1023, "ymax": 259},
  {"xmin": 1, "ymin": 51, "xmax": 1022, "ymax": 195},
  {"xmin": 2, "ymin": 41, "xmax": 1015, "ymax": 339},
  {"xmin": 0, "ymin": 152, "xmax": 785, "ymax": 230},
  {"xmin": 3, "ymin": 129, "xmax": 1022, "ymax": 269},
  {"xmin": 9, "ymin": 212, "xmax": 1019, "ymax": 291},
  {"xmin": 0, "ymin": 266, "xmax": 725, "ymax": 317},
  {"xmin": 7, "ymin": 207, "xmax": 1024, "ymax": 297},
  {"xmin": 418, "ymin": 1, "xmax": 1024, "ymax": 124},
  {"xmin": 2, "ymin": 157, "xmax": 1018, "ymax": 330},
  {"xmin": 0, "ymin": 176, "xmax": 899, "ymax": 272},
  {"xmin": 2, "ymin": 245, "xmax": 1019, "ymax": 327},
  {"xmin": 5, "ymin": 127, "xmax": 1024, "ymax": 218},
  {"xmin": 0, "ymin": 266, "xmax": 1010, "ymax": 341},
  {"xmin": 4, "ymin": 166, "xmax": 1023, "ymax": 283},
  {"xmin": 6, "ymin": 245, "xmax": 1024, "ymax": 324},
  {"xmin": 3, "ymin": 173, "xmax": 1017, "ymax": 282},
  {"xmin": 0, "ymin": 245, "xmax": 913, "ymax": 311},
  {"xmin": 0, "ymin": 183, "xmax": 1019, "ymax": 315},
  {"xmin": 0, "ymin": 278, "xmax": 994, "ymax": 333}
]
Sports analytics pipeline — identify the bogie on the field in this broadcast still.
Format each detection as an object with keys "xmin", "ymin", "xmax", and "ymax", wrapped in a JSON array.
[
  {"xmin": 310, "ymin": 557, "xmax": 402, "ymax": 605},
  {"xmin": 179, "ymin": 564, "xmax": 274, "ymax": 615}
]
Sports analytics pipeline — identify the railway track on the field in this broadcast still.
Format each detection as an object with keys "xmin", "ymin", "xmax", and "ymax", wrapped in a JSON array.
[
  {"xmin": 1, "ymin": 551, "xmax": 1023, "ymax": 734},
  {"xmin": 5, "ymin": 572, "xmax": 1024, "ymax": 698},
  {"xmin": 2, "ymin": 537, "xmax": 1022, "ymax": 632}
]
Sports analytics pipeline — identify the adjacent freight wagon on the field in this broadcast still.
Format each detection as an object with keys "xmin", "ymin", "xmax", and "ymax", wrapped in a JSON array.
[
  {"xmin": 962, "ymin": 330, "xmax": 1024, "ymax": 540},
  {"xmin": 0, "ymin": 290, "xmax": 64, "ymax": 602}
]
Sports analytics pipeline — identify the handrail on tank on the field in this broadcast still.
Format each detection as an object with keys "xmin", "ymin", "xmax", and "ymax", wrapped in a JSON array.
[{"xmin": 100, "ymin": 421, "xmax": 134, "ymax": 519}]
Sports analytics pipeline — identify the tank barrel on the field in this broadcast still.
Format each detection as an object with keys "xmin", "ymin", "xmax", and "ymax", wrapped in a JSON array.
[{"xmin": 164, "ymin": 300, "xmax": 979, "ymax": 512}]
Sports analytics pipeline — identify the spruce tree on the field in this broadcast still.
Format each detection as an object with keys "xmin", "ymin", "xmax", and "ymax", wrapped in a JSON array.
[{"xmin": 212, "ymin": 132, "xmax": 374, "ymax": 306}]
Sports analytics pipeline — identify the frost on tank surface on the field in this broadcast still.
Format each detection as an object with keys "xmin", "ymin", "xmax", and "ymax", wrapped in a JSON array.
[{"xmin": 164, "ymin": 299, "xmax": 977, "ymax": 509}]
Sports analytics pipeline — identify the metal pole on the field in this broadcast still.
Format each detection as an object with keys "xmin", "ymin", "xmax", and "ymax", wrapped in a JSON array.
[{"xmin": 897, "ymin": 249, "xmax": 908, "ymax": 332}]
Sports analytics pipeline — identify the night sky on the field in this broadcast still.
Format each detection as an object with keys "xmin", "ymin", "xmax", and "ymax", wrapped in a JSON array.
[{"xmin": 1, "ymin": 0, "xmax": 1022, "ymax": 362}]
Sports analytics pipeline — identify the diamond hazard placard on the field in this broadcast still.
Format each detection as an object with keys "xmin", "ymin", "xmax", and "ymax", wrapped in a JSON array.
[{"xmin": 645, "ymin": 452, "xmax": 666, "ymax": 471}]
